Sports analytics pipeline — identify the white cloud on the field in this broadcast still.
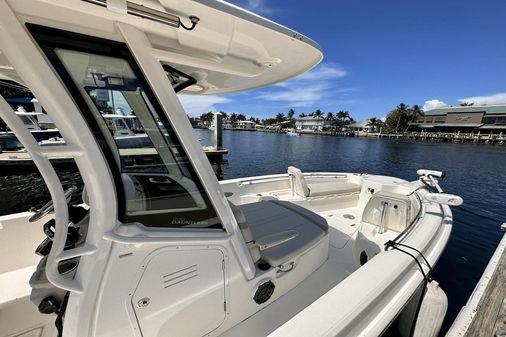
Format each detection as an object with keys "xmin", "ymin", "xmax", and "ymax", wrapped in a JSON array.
[
  {"xmin": 458, "ymin": 93, "xmax": 506, "ymax": 105},
  {"xmin": 179, "ymin": 95, "xmax": 232, "ymax": 116},
  {"xmin": 292, "ymin": 64, "xmax": 347, "ymax": 82},
  {"xmin": 259, "ymin": 63, "xmax": 348, "ymax": 107},
  {"xmin": 232, "ymin": 0, "xmax": 273, "ymax": 15},
  {"xmin": 246, "ymin": 0, "xmax": 263, "ymax": 10},
  {"xmin": 422, "ymin": 99, "xmax": 448, "ymax": 111}
]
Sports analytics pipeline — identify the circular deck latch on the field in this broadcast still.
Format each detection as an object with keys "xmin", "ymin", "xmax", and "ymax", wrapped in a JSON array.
[
  {"xmin": 137, "ymin": 297, "xmax": 150, "ymax": 308},
  {"xmin": 253, "ymin": 280, "xmax": 275, "ymax": 305}
]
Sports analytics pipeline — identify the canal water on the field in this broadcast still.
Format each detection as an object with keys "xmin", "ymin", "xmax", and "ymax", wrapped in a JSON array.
[{"xmin": 1, "ymin": 128, "xmax": 505, "ymax": 335}]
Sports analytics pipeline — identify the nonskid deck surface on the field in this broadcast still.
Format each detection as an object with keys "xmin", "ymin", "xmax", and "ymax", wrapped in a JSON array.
[
  {"xmin": 320, "ymin": 207, "xmax": 362, "ymax": 249},
  {"xmin": 221, "ymin": 207, "xmax": 397, "ymax": 337},
  {"xmin": 220, "ymin": 245, "xmax": 355, "ymax": 337}
]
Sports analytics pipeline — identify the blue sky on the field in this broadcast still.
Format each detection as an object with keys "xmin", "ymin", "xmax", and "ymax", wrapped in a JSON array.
[{"xmin": 180, "ymin": 0, "xmax": 506, "ymax": 121}]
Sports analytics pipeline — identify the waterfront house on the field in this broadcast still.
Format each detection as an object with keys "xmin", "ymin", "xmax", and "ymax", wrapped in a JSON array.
[
  {"xmin": 410, "ymin": 104, "xmax": 506, "ymax": 133},
  {"xmin": 295, "ymin": 116, "xmax": 333, "ymax": 131},
  {"xmin": 236, "ymin": 120, "xmax": 256, "ymax": 129},
  {"xmin": 223, "ymin": 120, "xmax": 233, "ymax": 129},
  {"xmin": 347, "ymin": 120, "xmax": 375, "ymax": 133}
]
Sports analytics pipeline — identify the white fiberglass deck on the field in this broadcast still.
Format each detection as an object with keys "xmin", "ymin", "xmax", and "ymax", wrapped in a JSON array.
[{"xmin": 221, "ymin": 206, "xmax": 398, "ymax": 337}]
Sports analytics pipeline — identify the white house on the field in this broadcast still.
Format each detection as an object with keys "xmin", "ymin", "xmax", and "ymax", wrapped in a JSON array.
[
  {"xmin": 295, "ymin": 116, "xmax": 333, "ymax": 131},
  {"xmin": 236, "ymin": 120, "xmax": 256, "ymax": 129},
  {"xmin": 347, "ymin": 120, "xmax": 375, "ymax": 132}
]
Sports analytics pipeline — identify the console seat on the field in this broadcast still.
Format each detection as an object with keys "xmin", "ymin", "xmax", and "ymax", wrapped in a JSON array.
[{"xmin": 231, "ymin": 200, "xmax": 328, "ymax": 267}]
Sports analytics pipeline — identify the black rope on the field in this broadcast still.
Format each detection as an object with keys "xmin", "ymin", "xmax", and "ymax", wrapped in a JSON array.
[
  {"xmin": 385, "ymin": 240, "xmax": 432, "ymax": 283},
  {"xmin": 393, "ymin": 241, "xmax": 433, "ymax": 271},
  {"xmin": 55, "ymin": 292, "xmax": 69, "ymax": 337}
]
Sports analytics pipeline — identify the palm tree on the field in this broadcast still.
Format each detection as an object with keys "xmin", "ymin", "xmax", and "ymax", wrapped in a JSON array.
[
  {"xmin": 337, "ymin": 111, "xmax": 345, "ymax": 121},
  {"xmin": 287, "ymin": 108, "xmax": 295, "ymax": 120},
  {"xmin": 410, "ymin": 104, "xmax": 424, "ymax": 123},
  {"xmin": 313, "ymin": 109, "xmax": 323, "ymax": 118},
  {"xmin": 299, "ymin": 113, "xmax": 306, "ymax": 118},
  {"xmin": 397, "ymin": 103, "xmax": 409, "ymax": 112},
  {"xmin": 326, "ymin": 112, "xmax": 334, "ymax": 121},
  {"xmin": 384, "ymin": 103, "xmax": 411, "ymax": 133},
  {"xmin": 229, "ymin": 112, "xmax": 238, "ymax": 127},
  {"xmin": 367, "ymin": 117, "xmax": 382, "ymax": 133},
  {"xmin": 237, "ymin": 113, "xmax": 247, "ymax": 121},
  {"xmin": 220, "ymin": 111, "xmax": 228, "ymax": 120},
  {"xmin": 336, "ymin": 110, "xmax": 350, "ymax": 123},
  {"xmin": 460, "ymin": 102, "xmax": 474, "ymax": 106},
  {"xmin": 275, "ymin": 113, "xmax": 286, "ymax": 123},
  {"xmin": 340, "ymin": 110, "xmax": 350, "ymax": 121},
  {"xmin": 199, "ymin": 111, "xmax": 214, "ymax": 127}
]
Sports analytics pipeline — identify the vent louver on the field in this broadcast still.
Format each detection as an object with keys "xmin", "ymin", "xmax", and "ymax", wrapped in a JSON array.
[{"xmin": 162, "ymin": 264, "xmax": 198, "ymax": 289}]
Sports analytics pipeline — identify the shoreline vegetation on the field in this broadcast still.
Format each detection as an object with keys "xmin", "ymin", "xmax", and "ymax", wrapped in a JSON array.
[
  {"xmin": 189, "ymin": 104, "xmax": 424, "ymax": 134},
  {"xmin": 190, "ymin": 103, "xmax": 505, "ymax": 145}
]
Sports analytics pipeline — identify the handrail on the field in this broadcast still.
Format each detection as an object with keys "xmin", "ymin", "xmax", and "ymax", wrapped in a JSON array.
[
  {"xmin": 0, "ymin": 95, "xmax": 83, "ymax": 293},
  {"xmin": 239, "ymin": 176, "xmax": 288, "ymax": 186},
  {"xmin": 239, "ymin": 173, "xmax": 349, "ymax": 187}
]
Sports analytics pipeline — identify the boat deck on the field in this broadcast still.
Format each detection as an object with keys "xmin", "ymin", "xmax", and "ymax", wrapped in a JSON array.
[
  {"xmin": 220, "ymin": 206, "xmax": 397, "ymax": 337},
  {"xmin": 446, "ymin": 231, "xmax": 506, "ymax": 336}
]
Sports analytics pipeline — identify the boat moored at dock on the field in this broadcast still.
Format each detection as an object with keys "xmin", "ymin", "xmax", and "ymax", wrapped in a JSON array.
[{"xmin": 0, "ymin": 1, "xmax": 461, "ymax": 336}]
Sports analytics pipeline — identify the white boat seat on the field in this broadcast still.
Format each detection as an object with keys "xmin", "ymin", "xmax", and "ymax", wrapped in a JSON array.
[
  {"xmin": 232, "ymin": 200, "xmax": 328, "ymax": 267},
  {"xmin": 288, "ymin": 166, "xmax": 361, "ymax": 197}
]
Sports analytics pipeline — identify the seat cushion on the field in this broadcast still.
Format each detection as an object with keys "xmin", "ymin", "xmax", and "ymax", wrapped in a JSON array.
[
  {"xmin": 308, "ymin": 181, "xmax": 361, "ymax": 197},
  {"xmin": 288, "ymin": 166, "xmax": 310, "ymax": 197},
  {"xmin": 238, "ymin": 200, "xmax": 328, "ymax": 266}
]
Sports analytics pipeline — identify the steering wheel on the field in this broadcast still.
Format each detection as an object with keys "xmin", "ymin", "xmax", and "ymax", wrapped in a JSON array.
[{"xmin": 29, "ymin": 186, "xmax": 78, "ymax": 223}]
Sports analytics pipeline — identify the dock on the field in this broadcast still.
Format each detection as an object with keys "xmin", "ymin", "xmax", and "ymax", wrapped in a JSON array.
[
  {"xmin": 0, "ymin": 146, "xmax": 228, "ymax": 170},
  {"xmin": 446, "ymin": 228, "xmax": 506, "ymax": 337},
  {"xmin": 0, "ymin": 150, "xmax": 75, "ymax": 167},
  {"xmin": 377, "ymin": 131, "xmax": 506, "ymax": 144}
]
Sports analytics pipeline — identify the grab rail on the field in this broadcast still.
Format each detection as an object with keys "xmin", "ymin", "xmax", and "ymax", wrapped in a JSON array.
[
  {"xmin": 0, "ymin": 95, "xmax": 83, "ymax": 293},
  {"xmin": 239, "ymin": 173, "xmax": 349, "ymax": 187},
  {"xmin": 239, "ymin": 176, "xmax": 288, "ymax": 186}
]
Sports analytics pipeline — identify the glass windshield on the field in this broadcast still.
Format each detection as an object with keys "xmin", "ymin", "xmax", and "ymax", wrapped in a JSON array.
[{"xmin": 54, "ymin": 48, "xmax": 221, "ymax": 229}]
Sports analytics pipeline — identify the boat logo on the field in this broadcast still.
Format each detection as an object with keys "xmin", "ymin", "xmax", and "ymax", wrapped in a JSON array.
[{"xmin": 171, "ymin": 217, "xmax": 208, "ymax": 226}]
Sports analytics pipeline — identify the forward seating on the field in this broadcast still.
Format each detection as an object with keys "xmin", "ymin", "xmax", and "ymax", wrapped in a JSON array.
[
  {"xmin": 229, "ymin": 200, "xmax": 329, "ymax": 267},
  {"xmin": 288, "ymin": 166, "xmax": 361, "ymax": 198}
]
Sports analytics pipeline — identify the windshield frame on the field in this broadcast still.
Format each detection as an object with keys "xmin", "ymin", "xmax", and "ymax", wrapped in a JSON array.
[{"xmin": 28, "ymin": 23, "xmax": 223, "ymax": 229}]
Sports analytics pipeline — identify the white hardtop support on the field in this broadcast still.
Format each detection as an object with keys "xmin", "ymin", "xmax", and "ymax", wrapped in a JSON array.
[
  {"xmin": 116, "ymin": 21, "xmax": 256, "ymax": 278},
  {"xmin": 0, "ymin": 2, "xmax": 118, "ymax": 335},
  {"xmin": 0, "ymin": 95, "xmax": 78, "ymax": 291}
]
